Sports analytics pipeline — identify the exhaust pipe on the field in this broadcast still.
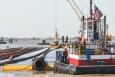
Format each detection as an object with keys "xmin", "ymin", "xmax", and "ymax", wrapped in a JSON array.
[{"xmin": 32, "ymin": 58, "xmax": 46, "ymax": 71}]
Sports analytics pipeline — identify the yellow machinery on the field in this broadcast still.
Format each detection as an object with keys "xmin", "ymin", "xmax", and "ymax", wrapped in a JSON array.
[{"xmin": 50, "ymin": 30, "xmax": 60, "ymax": 48}]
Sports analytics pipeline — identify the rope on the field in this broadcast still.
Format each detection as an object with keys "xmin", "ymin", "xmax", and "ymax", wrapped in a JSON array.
[{"xmin": 17, "ymin": 65, "xmax": 32, "ymax": 71}]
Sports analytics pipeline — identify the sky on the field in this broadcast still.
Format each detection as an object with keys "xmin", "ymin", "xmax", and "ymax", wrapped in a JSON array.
[{"xmin": 0, "ymin": 0, "xmax": 114, "ymax": 38}]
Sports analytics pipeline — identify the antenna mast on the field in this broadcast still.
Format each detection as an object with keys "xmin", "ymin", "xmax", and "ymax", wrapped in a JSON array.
[
  {"xmin": 54, "ymin": 0, "xmax": 59, "ymax": 43},
  {"xmin": 90, "ymin": 0, "xmax": 92, "ymax": 19}
]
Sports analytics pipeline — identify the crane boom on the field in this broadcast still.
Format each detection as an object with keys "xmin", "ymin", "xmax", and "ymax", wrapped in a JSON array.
[
  {"xmin": 67, "ymin": 0, "xmax": 84, "ymax": 20},
  {"xmin": 72, "ymin": 0, "xmax": 84, "ymax": 16}
]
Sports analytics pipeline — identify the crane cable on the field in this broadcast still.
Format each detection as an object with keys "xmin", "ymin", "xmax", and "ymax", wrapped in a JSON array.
[
  {"xmin": 72, "ymin": 0, "xmax": 84, "ymax": 16},
  {"xmin": 55, "ymin": 0, "xmax": 57, "ymax": 30},
  {"xmin": 54, "ymin": 0, "xmax": 59, "ymax": 41},
  {"xmin": 67, "ymin": 0, "xmax": 81, "ymax": 20}
]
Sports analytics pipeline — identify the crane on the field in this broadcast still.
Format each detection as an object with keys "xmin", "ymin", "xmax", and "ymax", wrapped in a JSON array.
[{"xmin": 67, "ymin": 0, "xmax": 84, "ymax": 20}]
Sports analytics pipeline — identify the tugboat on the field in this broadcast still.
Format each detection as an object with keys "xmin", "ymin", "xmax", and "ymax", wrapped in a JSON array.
[{"xmin": 54, "ymin": 0, "xmax": 115, "ymax": 74}]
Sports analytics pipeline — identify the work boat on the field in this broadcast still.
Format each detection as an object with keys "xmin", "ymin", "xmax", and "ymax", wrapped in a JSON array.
[{"xmin": 54, "ymin": 0, "xmax": 115, "ymax": 74}]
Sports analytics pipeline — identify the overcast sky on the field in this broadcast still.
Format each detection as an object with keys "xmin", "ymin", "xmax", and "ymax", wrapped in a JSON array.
[{"xmin": 0, "ymin": 0, "xmax": 114, "ymax": 38}]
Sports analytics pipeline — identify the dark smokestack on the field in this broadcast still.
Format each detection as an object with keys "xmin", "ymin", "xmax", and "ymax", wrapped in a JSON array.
[
  {"xmin": 65, "ymin": 36, "xmax": 68, "ymax": 43},
  {"xmin": 62, "ymin": 36, "xmax": 64, "ymax": 43}
]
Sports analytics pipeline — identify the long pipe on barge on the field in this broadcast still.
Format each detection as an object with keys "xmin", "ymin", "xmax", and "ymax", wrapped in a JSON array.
[{"xmin": 0, "ymin": 48, "xmax": 58, "ymax": 71}]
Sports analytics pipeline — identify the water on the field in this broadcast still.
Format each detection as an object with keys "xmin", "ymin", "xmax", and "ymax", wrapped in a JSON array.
[{"xmin": 1, "ymin": 71, "xmax": 115, "ymax": 77}]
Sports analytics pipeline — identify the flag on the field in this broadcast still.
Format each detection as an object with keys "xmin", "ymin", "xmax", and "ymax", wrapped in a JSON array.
[{"xmin": 93, "ymin": 5, "xmax": 103, "ymax": 19}]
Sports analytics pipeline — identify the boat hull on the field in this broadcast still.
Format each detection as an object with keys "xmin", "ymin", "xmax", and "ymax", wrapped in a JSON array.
[
  {"xmin": 76, "ymin": 65, "xmax": 115, "ymax": 74},
  {"xmin": 54, "ymin": 62, "xmax": 115, "ymax": 74}
]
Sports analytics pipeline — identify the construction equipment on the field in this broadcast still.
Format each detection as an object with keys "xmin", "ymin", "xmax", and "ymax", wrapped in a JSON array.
[
  {"xmin": 53, "ymin": 0, "xmax": 115, "ymax": 74},
  {"xmin": 50, "ymin": 30, "xmax": 60, "ymax": 48}
]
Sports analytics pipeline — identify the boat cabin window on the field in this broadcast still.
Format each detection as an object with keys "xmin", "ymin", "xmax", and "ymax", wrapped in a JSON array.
[
  {"xmin": 83, "ymin": 22, "xmax": 86, "ymax": 30},
  {"xmin": 88, "ymin": 22, "xmax": 92, "ymax": 30},
  {"xmin": 93, "ymin": 21, "xmax": 102, "ymax": 31}
]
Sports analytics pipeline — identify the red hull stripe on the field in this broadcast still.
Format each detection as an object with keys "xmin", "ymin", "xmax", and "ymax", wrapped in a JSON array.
[
  {"xmin": 69, "ymin": 58, "xmax": 79, "ymax": 66},
  {"xmin": 69, "ymin": 58, "xmax": 112, "ymax": 66},
  {"xmin": 69, "ymin": 54, "xmax": 112, "ymax": 60}
]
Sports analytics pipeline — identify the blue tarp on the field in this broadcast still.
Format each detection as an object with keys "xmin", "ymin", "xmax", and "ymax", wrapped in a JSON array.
[{"xmin": 86, "ymin": 48, "xmax": 91, "ymax": 64}]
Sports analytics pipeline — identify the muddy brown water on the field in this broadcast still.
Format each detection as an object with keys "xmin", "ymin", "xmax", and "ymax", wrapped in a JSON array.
[{"xmin": 2, "ymin": 71, "xmax": 115, "ymax": 77}]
